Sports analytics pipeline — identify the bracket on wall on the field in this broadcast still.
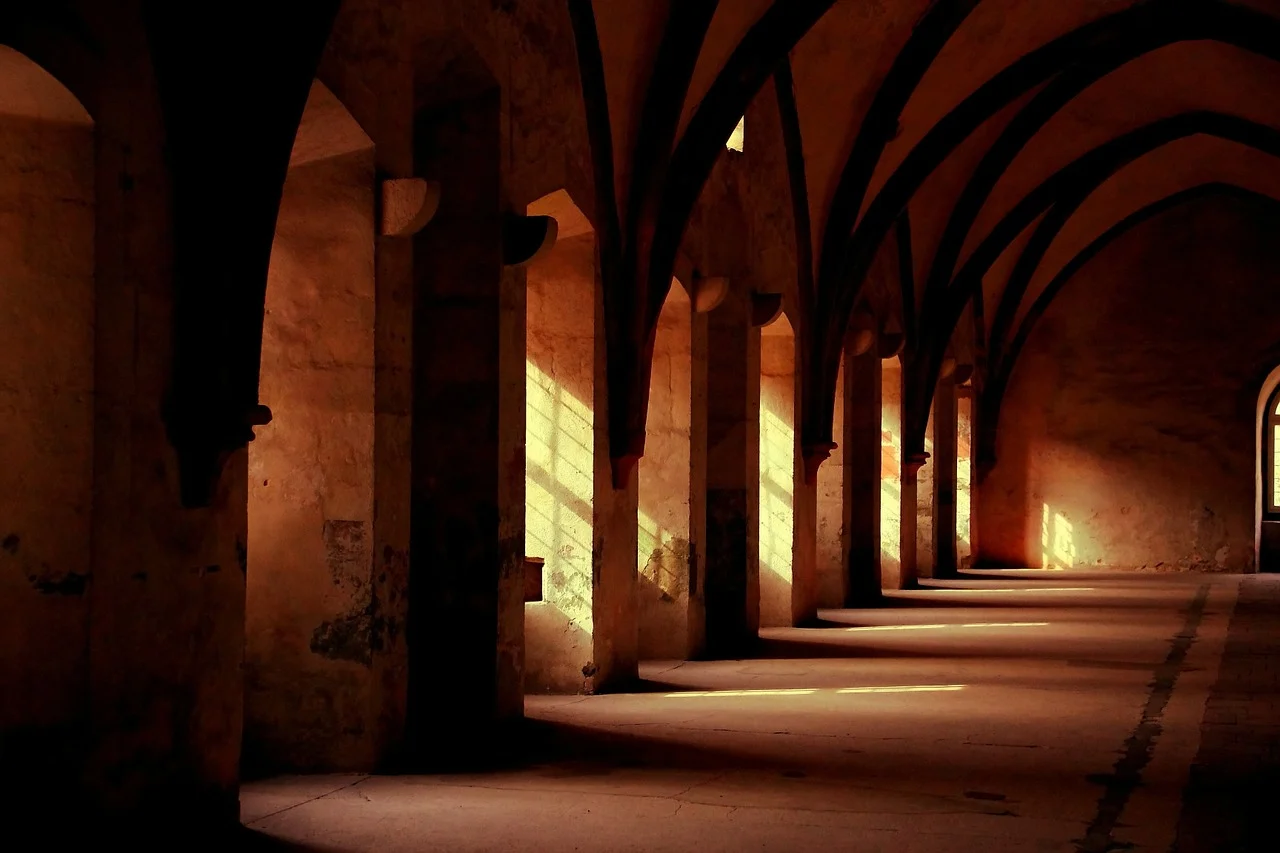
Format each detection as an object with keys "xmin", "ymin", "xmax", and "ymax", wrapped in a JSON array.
[
  {"xmin": 750, "ymin": 292, "xmax": 784, "ymax": 327},
  {"xmin": 691, "ymin": 274, "xmax": 729, "ymax": 313},
  {"xmin": 380, "ymin": 178, "xmax": 441, "ymax": 237},
  {"xmin": 802, "ymin": 441, "xmax": 838, "ymax": 484},
  {"xmin": 953, "ymin": 364, "xmax": 975, "ymax": 386},
  {"xmin": 167, "ymin": 401, "xmax": 273, "ymax": 508},
  {"xmin": 903, "ymin": 451, "xmax": 930, "ymax": 478},
  {"xmin": 878, "ymin": 330, "xmax": 905, "ymax": 358},
  {"xmin": 503, "ymin": 213, "xmax": 558, "ymax": 267}
]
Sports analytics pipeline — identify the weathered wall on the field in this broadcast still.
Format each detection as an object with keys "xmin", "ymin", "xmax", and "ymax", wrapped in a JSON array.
[
  {"xmin": 981, "ymin": 195, "xmax": 1280, "ymax": 572},
  {"xmin": 245, "ymin": 132, "xmax": 376, "ymax": 773},
  {"xmin": 638, "ymin": 286, "xmax": 700, "ymax": 659},
  {"xmin": 0, "ymin": 64, "xmax": 94, "ymax": 788},
  {"xmin": 525, "ymin": 233, "xmax": 597, "ymax": 692}
]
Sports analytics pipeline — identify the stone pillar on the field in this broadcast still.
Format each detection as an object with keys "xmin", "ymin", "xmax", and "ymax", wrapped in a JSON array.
[
  {"xmin": 916, "ymin": 404, "xmax": 936, "ymax": 580},
  {"xmin": 844, "ymin": 346, "xmax": 882, "ymax": 605},
  {"xmin": 85, "ymin": 43, "xmax": 248, "ymax": 825},
  {"xmin": 407, "ymin": 90, "xmax": 524, "ymax": 767},
  {"xmin": 705, "ymin": 286, "xmax": 759, "ymax": 656},
  {"xmin": 932, "ymin": 374, "xmax": 959, "ymax": 578},
  {"xmin": 817, "ymin": 361, "xmax": 846, "ymax": 609},
  {"xmin": 638, "ymin": 284, "xmax": 709, "ymax": 660},
  {"xmin": 900, "ymin": 459, "xmax": 922, "ymax": 590},
  {"xmin": 880, "ymin": 359, "xmax": 905, "ymax": 589}
]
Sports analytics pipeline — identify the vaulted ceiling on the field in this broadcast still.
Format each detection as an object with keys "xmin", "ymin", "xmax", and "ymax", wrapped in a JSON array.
[{"xmin": 574, "ymin": 0, "xmax": 1280, "ymax": 473}]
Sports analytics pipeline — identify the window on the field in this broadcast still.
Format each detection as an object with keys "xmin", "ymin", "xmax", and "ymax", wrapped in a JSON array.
[
  {"xmin": 726, "ymin": 115, "xmax": 744, "ymax": 152},
  {"xmin": 1266, "ymin": 387, "xmax": 1280, "ymax": 515}
]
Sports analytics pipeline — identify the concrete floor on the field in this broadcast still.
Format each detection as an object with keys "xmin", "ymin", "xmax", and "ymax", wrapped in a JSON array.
[{"xmin": 241, "ymin": 571, "xmax": 1252, "ymax": 852}]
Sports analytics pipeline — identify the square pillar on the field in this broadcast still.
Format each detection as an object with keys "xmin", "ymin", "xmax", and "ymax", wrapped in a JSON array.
[
  {"xmin": 843, "ymin": 346, "xmax": 883, "ymax": 605},
  {"xmin": 407, "ymin": 90, "xmax": 524, "ymax": 766},
  {"xmin": 705, "ymin": 287, "xmax": 759, "ymax": 656},
  {"xmin": 933, "ymin": 374, "xmax": 959, "ymax": 578}
]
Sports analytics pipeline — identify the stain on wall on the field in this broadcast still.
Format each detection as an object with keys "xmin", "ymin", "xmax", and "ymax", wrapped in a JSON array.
[{"xmin": 981, "ymin": 195, "xmax": 1280, "ymax": 572}]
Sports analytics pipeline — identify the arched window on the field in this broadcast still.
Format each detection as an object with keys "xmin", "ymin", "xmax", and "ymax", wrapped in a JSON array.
[{"xmin": 1265, "ymin": 385, "xmax": 1280, "ymax": 518}]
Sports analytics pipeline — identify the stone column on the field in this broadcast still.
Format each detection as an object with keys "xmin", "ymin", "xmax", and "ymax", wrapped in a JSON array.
[
  {"xmin": 843, "ymin": 346, "xmax": 883, "ymax": 605},
  {"xmin": 705, "ymin": 287, "xmax": 759, "ymax": 656},
  {"xmin": 407, "ymin": 90, "xmax": 524, "ymax": 767},
  {"xmin": 932, "ymin": 374, "xmax": 959, "ymax": 578}
]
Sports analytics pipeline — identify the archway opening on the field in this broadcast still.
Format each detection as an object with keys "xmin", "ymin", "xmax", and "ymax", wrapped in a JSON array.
[
  {"xmin": 816, "ymin": 361, "xmax": 845, "ymax": 607},
  {"xmin": 244, "ymin": 80, "xmax": 377, "ymax": 775},
  {"xmin": 957, "ymin": 389, "xmax": 974, "ymax": 569},
  {"xmin": 1257, "ymin": 371, "xmax": 1280, "ymax": 573},
  {"xmin": 638, "ymin": 281, "xmax": 702, "ymax": 659},
  {"xmin": 880, "ymin": 358, "xmax": 902, "ymax": 588},
  {"xmin": 759, "ymin": 313, "xmax": 796, "ymax": 627},
  {"xmin": 524, "ymin": 190, "xmax": 598, "ymax": 693}
]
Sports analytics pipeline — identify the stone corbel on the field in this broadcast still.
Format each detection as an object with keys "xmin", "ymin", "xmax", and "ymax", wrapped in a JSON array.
[
  {"xmin": 167, "ymin": 399, "xmax": 273, "ymax": 508},
  {"xmin": 953, "ymin": 363, "xmax": 975, "ymax": 387},
  {"xmin": 802, "ymin": 441, "xmax": 838, "ymax": 484},
  {"xmin": 380, "ymin": 178, "xmax": 441, "ymax": 237},
  {"xmin": 691, "ymin": 274, "xmax": 729, "ymax": 313},
  {"xmin": 503, "ymin": 212, "xmax": 558, "ymax": 267},
  {"xmin": 903, "ymin": 451, "xmax": 930, "ymax": 479},
  {"xmin": 878, "ymin": 330, "xmax": 905, "ymax": 358},
  {"xmin": 750, "ymin": 291, "xmax": 784, "ymax": 327}
]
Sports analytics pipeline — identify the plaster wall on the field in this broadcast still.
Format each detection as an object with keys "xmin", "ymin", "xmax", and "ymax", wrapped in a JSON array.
[
  {"xmin": 0, "ymin": 102, "xmax": 94, "ymax": 776},
  {"xmin": 245, "ymin": 146, "xmax": 376, "ymax": 773},
  {"xmin": 981, "ymin": 196, "xmax": 1280, "ymax": 572},
  {"xmin": 525, "ymin": 234, "xmax": 597, "ymax": 692}
]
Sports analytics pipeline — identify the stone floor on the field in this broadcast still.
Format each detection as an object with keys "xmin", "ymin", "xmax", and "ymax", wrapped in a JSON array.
[{"xmin": 239, "ymin": 571, "xmax": 1278, "ymax": 852}]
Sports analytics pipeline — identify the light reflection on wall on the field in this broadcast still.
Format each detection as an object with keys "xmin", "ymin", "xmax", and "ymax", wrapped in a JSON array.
[
  {"xmin": 523, "ymin": 229, "xmax": 598, "ymax": 692},
  {"xmin": 760, "ymin": 317, "xmax": 796, "ymax": 627},
  {"xmin": 957, "ymin": 395, "xmax": 973, "ymax": 567},
  {"xmin": 1039, "ymin": 502, "xmax": 1075, "ymax": 570},
  {"xmin": 880, "ymin": 360, "xmax": 902, "ymax": 585}
]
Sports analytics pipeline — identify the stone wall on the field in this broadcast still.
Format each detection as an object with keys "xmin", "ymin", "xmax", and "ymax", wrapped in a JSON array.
[
  {"xmin": 981, "ymin": 195, "xmax": 1280, "ymax": 572},
  {"xmin": 244, "ymin": 82, "xmax": 377, "ymax": 773},
  {"xmin": 0, "ymin": 56, "xmax": 95, "ymax": 790}
]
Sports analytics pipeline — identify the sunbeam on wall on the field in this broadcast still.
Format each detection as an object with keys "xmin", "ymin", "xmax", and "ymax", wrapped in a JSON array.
[
  {"xmin": 881, "ymin": 360, "xmax": 902, "ymax": 586},
  {"xmin": 760, "ymin": 316, "xmax": 796, "ymax": 627},
  {"xmin": 524, "ymin": 230, "xmax": 598, "ymax": 693},
  {"xmin": 957, "ymin": 394, "xmax": 973, "ymax": 567},
  {"xmin": 1040, "ymin": 503, "xmax": 1075, "ymax": 570}
]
